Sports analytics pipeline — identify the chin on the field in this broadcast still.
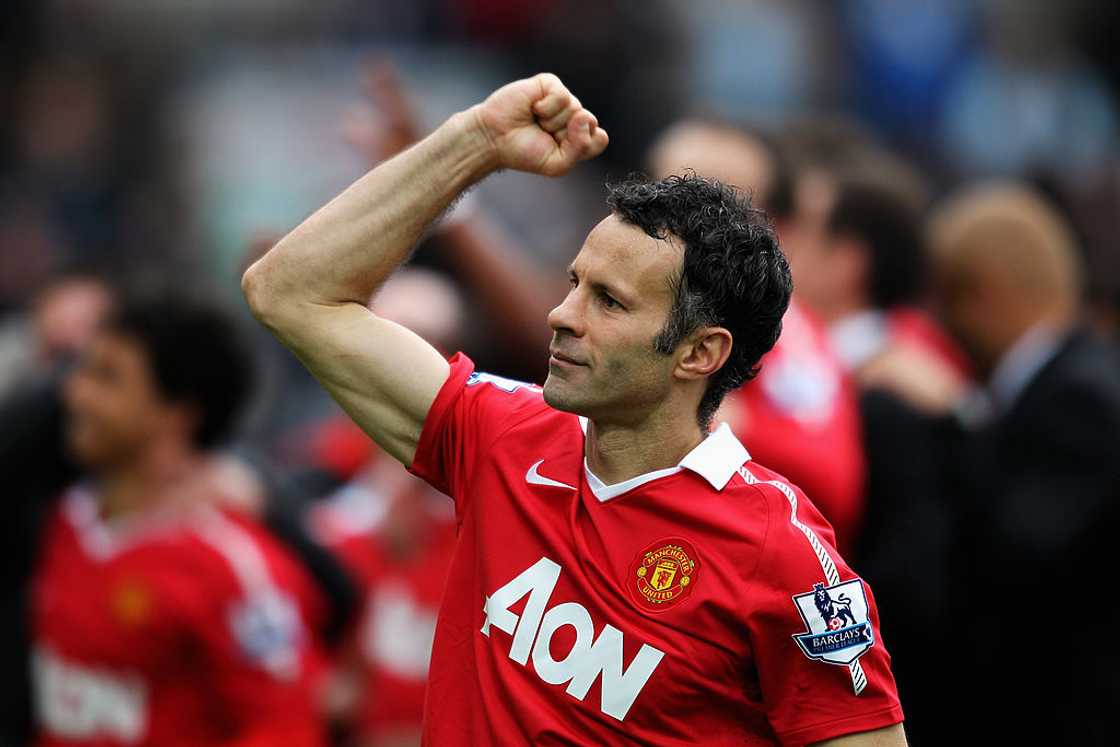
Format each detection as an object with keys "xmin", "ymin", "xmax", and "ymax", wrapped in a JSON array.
[
  {"xmin": 66, "ymin": 427, "xmax": 125, "ymax": 472},
  {"xmin": 67, "ymin": 438, "xmax": 106, "ymax": 471},
  {"xmin": 542, "ymin": 378, "xmax": 583, "ymax": 414}
]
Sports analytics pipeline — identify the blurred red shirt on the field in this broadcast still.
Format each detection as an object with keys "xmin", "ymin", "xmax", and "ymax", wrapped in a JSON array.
[
  {"xmin": 717, "ymin": 299, "xmax": 866, "ymax": 557},
  {"xmin": 311, "ymin": 461, "xmax": 459, "ymax": 747},
  {"xmin": 31, "ymin": 487, "xmax": 327, "ymax": 747},
  {"xmin": 318, "ymin": 474, "xmax": 458, "ymax": 746}
]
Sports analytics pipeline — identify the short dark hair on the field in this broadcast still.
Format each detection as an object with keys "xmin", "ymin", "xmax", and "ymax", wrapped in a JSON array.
[
  {"xmin": 606, "ymin": 173, "xmax": 792, "ymax": 431},
  {"xmin": 827, "ymin": 176, "xmax": 926, "ymax": 309},
  {"xmin": 103, "ymin": 289, "xmax": 254, "ymax": 449},
  {"xmin": 741, "ymin": 124, "xmax": 795, "ymax": 222}
]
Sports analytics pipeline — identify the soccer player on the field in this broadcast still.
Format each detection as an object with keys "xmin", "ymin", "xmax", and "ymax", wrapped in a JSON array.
[
  {"xmin": 244, "ymin": 74, "xmax": 907, "ymax": 745},
  {"xmin": 31, "ymin": 292, "xmax": 327, "ymax": 747}
]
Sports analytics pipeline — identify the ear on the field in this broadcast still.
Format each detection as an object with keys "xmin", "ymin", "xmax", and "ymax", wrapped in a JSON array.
[
  {"xmin": 674, "ymin": 326, "xmax": 733, "ymax": 382},
  {"xmin": 165, "ymin": 401, "xmax": 202, "ymax": 445}
]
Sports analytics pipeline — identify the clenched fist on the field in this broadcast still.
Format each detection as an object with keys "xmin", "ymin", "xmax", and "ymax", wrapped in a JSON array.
[{"xmin": 468, "ymin": 73, "xmax": 609, "ymax": 177}]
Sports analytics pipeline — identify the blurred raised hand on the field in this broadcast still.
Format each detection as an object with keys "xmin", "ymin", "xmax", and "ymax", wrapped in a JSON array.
[
  {"xmin": 343, "ymin": 60, "xmax": 425, "ymax": 167},
  {"xmin": 345, "ymin": 64, "xmax": 609, "ymax": 178}
]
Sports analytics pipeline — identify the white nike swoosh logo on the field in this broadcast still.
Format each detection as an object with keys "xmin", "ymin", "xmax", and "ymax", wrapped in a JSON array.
[{"xmin": 525, "ymin": 460, "xmax": 576, "ymax": 490}]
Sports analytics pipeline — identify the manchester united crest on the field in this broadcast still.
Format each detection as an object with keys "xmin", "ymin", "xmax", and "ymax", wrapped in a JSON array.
[{"xmin": 628, "ymin": 538, "xmax": 699, "ymax": 612}]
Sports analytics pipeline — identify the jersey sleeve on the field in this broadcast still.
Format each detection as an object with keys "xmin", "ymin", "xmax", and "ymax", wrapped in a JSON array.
[
  {"xmin": 189, "ymin": 514, "xmax": 326, "ymax": 747},
  {"xmin": 744, "ymin": 478, "xmax": 904, "ymax": 746},
  {"xmin": 406, "ymin": 351, "xmax": 544, "ymax": 522}
]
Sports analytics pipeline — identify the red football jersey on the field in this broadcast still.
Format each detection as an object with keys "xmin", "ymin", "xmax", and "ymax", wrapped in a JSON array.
[
  {"xmin": 31, "ymin": 487, "xmax": 327, "ymax": 747},
  {"xmin": 406, "ymin": 352, "xmax": 904, "ymax": 746},
  {"xmin": 719, "ymin": 299, "xmax": 867, "ymax": 558},
  {"xmin": 317, "ymin": 465, "xmax": 458, "ymax": 741}
]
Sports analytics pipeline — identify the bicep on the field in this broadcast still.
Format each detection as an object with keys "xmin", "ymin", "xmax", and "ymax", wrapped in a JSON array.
[
  {"xmin": 808, "ymin": 722, "xmax": 908, "ymax": 747},
  {"xmin": 269, "ymin": 300, "xmax": 450, "ymax": 466}
]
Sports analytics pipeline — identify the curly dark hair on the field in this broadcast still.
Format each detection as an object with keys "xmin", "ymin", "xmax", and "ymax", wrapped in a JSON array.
[
  {"xmin": 104, "ymin": 289, "xmax": 255, "ymax": 449},
  {"xmin": 606, "ymin": 173, "xmax": 792, "ymax": 432}
]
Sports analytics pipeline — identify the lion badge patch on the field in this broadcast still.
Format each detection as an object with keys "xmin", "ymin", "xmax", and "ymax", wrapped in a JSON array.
[{"xmin": 791, "ymin": 579, "xmax": 875, "ymax": 665}]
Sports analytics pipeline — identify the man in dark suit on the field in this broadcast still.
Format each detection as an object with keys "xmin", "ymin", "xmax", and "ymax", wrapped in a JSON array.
[{"xmin": 882, "ymin": 183, "xmax": 1120, "ymax": 744}]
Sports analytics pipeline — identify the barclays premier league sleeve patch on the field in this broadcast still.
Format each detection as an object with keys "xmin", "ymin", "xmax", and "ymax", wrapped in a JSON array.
[
  {"xmin": 790, "ymin": 579, "xmax": 874, "ymax": 665},
  {"xmin": 228, "ymin": 590, "xmax": 302, "ymax": 680}
]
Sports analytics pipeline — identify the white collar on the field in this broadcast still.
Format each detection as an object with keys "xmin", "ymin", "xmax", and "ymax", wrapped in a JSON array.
[
  {"xmin": 829, "ymin": 309, "xmax": 889, "ymax": 372},
  {"xmin": 988, "ymin": 322, "xmax": 1067, "ymax": 411},
  {"xmin": 578, "ymin": 416, "xmax": 751, "ymax": 502}
]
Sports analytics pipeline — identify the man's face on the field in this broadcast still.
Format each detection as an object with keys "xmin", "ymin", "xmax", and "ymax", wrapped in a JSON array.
[
  {"xmin": 543, "ymin": 215, "xmax": 683, "ymax": 424},
  {"xmin": 63, "ymin": 331, "xmax": 179, "ymax": 471},
  {"xmin": 932, "ymin": 259, "xmax": 1000, "ymax": 375},
  {"xmin": 785, "ymin": 169, "xmax": 842, "ymax": 316}
]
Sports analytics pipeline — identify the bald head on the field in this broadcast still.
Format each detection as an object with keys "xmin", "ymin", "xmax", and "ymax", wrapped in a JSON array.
[
  {"xmin": 929, "ymin": 183, "xmax": 1082, "ymax": 375},
  {"xmin": 647, "ymin": 120, "xmax": 779, "ymax": 213},
  {"xmin": 369, "ymin": 267, "xmax": 465, "ymax": 354},
  {"xmin": 931, "ymin": 184, "xmax": 1081, "ymax": 303}
]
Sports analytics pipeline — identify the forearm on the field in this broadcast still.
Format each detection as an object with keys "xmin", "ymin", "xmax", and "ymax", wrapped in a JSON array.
[
  {"xmin": 438, "ymin": 215, "xmax": 565, "ymax": 366},
  {"xmin": 243, "ymin": 109, "xmax": 497, "ymax": 320}
]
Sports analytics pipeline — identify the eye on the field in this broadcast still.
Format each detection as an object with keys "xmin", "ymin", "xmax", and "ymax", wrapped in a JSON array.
[{"xmin": 600, "ymin": 292, "xmax": 621, "ymax": 310}]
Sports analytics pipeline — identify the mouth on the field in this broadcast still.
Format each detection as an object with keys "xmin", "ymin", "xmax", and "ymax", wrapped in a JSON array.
[{"xmin": 548, "ymin": 348, "xmax": 586, "ymax": 368}]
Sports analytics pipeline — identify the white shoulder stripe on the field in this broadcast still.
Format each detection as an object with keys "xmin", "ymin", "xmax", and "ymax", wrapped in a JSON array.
[
  {"xmin": 193, "ymin": 507, "xmax": 276, "ymax": 596},
  {"xmin": 737, "ymin": 464, "xmax": 868, "ymax": 696}
]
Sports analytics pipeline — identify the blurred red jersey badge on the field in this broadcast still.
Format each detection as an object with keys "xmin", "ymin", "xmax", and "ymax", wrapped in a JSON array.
[{"xmin": 628, "ymin": 538, "xmax": 699, "ymax": 612}]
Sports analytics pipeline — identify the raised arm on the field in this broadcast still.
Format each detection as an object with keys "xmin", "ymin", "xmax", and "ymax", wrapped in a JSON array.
[
  {"xmin": 347, "ymin": 62, "xmax": 567, "ymax": 373},
  {"xmin": 242, "ymin": 73, "xmax": 607, "ymax": 466}
]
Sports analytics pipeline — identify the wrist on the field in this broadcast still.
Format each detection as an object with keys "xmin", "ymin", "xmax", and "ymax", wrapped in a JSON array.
[{"xmin": 442, "ymin": 107, "xmax": 501, "ymax": 181}]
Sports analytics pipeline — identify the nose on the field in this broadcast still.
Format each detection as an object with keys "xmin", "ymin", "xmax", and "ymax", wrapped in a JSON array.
[{"xmin": 547, "ymin": 287, "xmax": 584, "ymax": 338}]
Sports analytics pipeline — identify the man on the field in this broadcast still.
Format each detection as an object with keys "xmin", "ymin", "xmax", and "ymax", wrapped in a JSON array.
[
  {"xmin": 924, "ymin": 185, "xmax": 1120, "ymax": 744},
  {"xmin": 871, "ymin": 183, "xmax": 1120, "ymax": 744},
  {"xmin": 244, "ymin": 73, "xmax": 906, "ymax": 745},
  {"xmin": 791, "ymin": 166, "xmax": 970, "ymax": 395},
  {"xmin": 31, "ymin": 292, "xmax": 327, "ymax": 747},
  {"xmin": 648, "ymin": 119, "xmax": 867, "ymax": 557}
]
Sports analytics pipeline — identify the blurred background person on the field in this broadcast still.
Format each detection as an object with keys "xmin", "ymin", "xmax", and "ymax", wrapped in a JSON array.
[
  {"xmin": 0, "ymin": 277, "xmax": 361, "ymax": 745},
  {"xmin": 31, "ymin": 290, "xmax": 328, "ymax": 747},
  {"xmin": 0, "ymin": 268, "xmax": 116, "ymax": 746},
  {"xmin": 0, "ymin": 265, "xmax": 114, "ymax": 399},
  {"xmin": 930, "ymin": 185, "xmax": 1120, "ymax": 745},
  {"xmin": 875, "ymin": 183, "xmax": 1120, "ymax": 744}
]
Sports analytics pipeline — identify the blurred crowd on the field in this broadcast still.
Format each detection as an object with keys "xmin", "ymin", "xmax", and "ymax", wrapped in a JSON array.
[{"xmin": 2, "ymin": 1, "xmax": 1119, "ymax": 746}]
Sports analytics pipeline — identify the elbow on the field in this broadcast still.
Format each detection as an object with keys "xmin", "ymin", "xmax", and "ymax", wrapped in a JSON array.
[{"xmin": 241, "ymin": 259, "xmax": 279, "ymax": 327}]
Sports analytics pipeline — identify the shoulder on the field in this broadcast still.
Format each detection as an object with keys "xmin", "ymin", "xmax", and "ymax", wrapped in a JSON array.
[
  {"xmin": 1015, "ymin": 331, "xmax": 1120, "ymax": 442},
  {"xmin": 1031, "ymin": 330, "xmax": 1120, "ymax": 409},
  {"xmin": 462, "ymin": 368, "xmax": 551, "ymax": 418},
  {"xmin": 185, "ymin": 507, "xmax": 292, "ymax": 588},
  {"xmin": 184, "ymin": 507, "xmax": 308, "ymax": 675},
  {"xmin": 732, "ymin": 461, "xmax": 845, "ymax": 576},
  {"xmin": 435, "ymin": 352, "xmax": 553, "ymax": 428}
]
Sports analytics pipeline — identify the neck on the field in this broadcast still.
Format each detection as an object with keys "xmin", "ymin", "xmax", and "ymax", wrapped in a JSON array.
[
  {"xmin": 986, "ymin": 308, "xmax": 1076, "ymax": 380},
  {"xmin": 586, "ymin": 402, "xmax": 705, "ymax": 485},
  {"xmin": 99, "ymin": 440, "xmax": 204, "ymax": 521}
]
